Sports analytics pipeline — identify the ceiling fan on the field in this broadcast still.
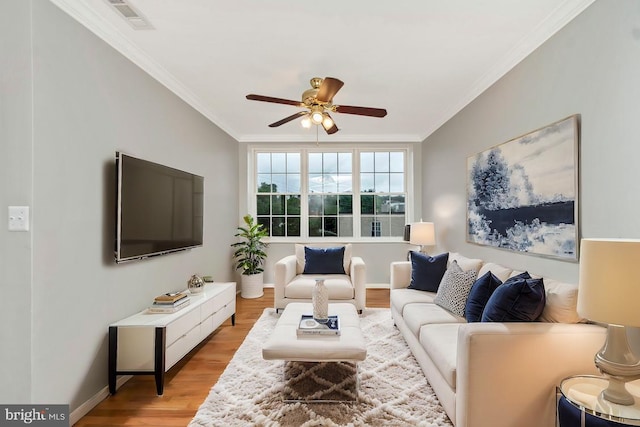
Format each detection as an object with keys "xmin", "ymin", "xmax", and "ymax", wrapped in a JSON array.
[{"xmin": 246, "ymin": 77, "xmax": 387, "ymax": 135}]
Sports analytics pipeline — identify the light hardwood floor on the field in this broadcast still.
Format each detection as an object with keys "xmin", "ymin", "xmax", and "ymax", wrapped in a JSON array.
[{"xmin": 74, "ymin": 288, "xmax": 390, "ymax": 426}]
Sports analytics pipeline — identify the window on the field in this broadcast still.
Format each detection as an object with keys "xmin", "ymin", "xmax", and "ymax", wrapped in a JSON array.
[{"xmin": 253, "ymin": 148, "xmax": 409, "ymax": 240}]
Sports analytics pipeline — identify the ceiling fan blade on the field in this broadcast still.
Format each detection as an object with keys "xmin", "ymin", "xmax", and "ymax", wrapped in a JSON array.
[
  {"xmin": 246, "ymin": 94, "xmax": 302, "ymax": 107},
  {"xmin": 268, "ymin": 111, "xmax": 308, "ymax": 127},
  {"xmin": 316, "ymin": 78, "xmax": 344, "ymax": 103},
  {"xmin": 322, "ymin": 114, "xmax": 339, "ymax": 134},
  {"xmin": 335, "ymin": 104, "xmax": 387, "ymax": 118}
]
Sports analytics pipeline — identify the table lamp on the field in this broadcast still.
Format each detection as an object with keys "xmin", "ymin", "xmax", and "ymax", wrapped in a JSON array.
[
  {"xmin": 409, "ymin": 221, "xmax": 435, "ymax": 253},
  {"xmin": 578, "ymin": 238, "xmax": 640, "ymax": 405}
]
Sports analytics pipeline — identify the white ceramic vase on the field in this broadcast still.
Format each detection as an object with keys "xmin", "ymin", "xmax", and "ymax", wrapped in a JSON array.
[{"xmin": 312, "ymin": 279, "xmax": 329, "ymax": 322}]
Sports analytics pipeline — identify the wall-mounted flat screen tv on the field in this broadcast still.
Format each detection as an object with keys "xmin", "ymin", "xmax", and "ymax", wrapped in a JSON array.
[{"xmin": 115, "ymin": 152, "xmax": 204, "ymax": 263}]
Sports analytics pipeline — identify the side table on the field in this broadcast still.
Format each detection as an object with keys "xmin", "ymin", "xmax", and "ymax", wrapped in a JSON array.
[{"xmin": 558, "ymin": 375, "xmax": 640, "ymax": 427}]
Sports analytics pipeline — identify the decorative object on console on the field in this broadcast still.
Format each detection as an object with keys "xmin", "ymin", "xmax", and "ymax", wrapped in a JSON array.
[
  {"xmin": 578, "ymin": 238, "xmax": 640, "ymax": 405},
  {"xmin": 188, "ymin": 274, "xmax": 204, "ymax": 294},
  {"xmin": 409, "ymin": 221, "xmax": 435, "ymax": 253},
  {"xmin": 312, "ymin": 279, "xmax": 329, "ymax": 322},
  {"xmin": 466, "ymin": 114, "xmax": 580, "ymax": 261},
  {"xmin": 403, "ymin": 224, "xmax": 411, "ymax": 241},
  {"xmin": 408, "ymin": 251, "xmax": 449, "ymax": 292},
  {"xmin": 231, "ymin": 214, "xmax": 268, "ymax": 299}
]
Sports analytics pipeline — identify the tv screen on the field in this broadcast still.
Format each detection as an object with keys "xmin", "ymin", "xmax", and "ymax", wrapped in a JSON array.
[{"xmin": 115, "ymin": 152, "xmax": 204, "ymax": 263}]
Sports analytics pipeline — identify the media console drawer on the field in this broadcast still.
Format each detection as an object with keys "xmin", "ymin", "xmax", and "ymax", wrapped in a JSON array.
[{"xmin": 108, "ymin": 282, "xmax": 236, "ymax": 395}]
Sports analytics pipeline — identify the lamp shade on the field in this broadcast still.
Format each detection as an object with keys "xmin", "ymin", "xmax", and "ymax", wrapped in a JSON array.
[
  {"xmin": 409, "ymin": 222, "xmax": 435, "ymax": 246},
  {"xmin": 578, "ymin": 238, "xmax": 640, "ymax": 327}
]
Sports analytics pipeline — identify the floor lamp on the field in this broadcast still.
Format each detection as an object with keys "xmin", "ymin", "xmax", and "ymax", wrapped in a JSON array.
[{"xmin": 578, "ymin": 238, "xmax": 640, "ymax": 405}]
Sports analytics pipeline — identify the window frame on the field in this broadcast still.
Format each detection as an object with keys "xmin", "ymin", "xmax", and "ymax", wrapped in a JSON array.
[{"xmin": 248, "ymin": 144, "xmax": 414, "ymax": 243}]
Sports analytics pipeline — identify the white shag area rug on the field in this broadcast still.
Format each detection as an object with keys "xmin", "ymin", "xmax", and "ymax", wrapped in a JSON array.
[{"xmin": 190, "ymin": 308, "xmax": 453, "ymax": 427}]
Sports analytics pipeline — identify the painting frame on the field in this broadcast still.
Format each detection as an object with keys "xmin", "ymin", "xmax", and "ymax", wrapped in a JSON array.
[{"xmin": 466, "ymin": 115, "xmax": 580, "ymax": 262}]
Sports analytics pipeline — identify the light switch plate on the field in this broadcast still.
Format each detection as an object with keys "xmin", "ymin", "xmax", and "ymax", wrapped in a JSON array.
[{"xmin": 8, "ymin": 206, "xmax": 29, "ymax": 231}]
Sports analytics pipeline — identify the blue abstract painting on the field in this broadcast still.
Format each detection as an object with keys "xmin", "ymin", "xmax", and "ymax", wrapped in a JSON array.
[{"xmin": 467, "ymin": 115, "xmax": 579, "ymax": 261}]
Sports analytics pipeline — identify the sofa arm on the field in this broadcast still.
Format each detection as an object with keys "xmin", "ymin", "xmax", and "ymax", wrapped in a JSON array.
[
  {"xmin": 390, "ymin": 261, "xmax": 411, "ymax": 289},
  {"xmin": 455, "ymin": 322, "xmax": 606, "ymax": 427},
  {"xmin": 274, "ymin": 255, "xmax": 297, "ymax": 307},
  {"xmin": 350, "ymin": 256, "xmax": 366, "ymax": 311}
]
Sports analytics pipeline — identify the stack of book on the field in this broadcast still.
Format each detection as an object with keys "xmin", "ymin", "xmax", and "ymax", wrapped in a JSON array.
[
  {"xmin": 296, "ymin": 315, "xmax": 341, "ymax": 336},
  {"xmin": 148, "ymin": 292, "xmax": 190, "ymax": 313}
]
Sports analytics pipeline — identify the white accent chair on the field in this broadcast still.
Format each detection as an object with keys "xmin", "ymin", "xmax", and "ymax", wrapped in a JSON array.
[{"xmin": 274, "ymin": 244, "xmax": 366, "ymax": 313}]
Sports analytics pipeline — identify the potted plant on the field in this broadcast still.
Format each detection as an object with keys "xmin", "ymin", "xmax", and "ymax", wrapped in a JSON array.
[{"xmin": 231, "ymin": 214, "xmax": 268, "ymax": 298}]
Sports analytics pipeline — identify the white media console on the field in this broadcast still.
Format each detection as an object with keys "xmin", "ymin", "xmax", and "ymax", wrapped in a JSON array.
[{"xmin": 108, "ymin": 282, "xmax": 236, "ymax": 395}]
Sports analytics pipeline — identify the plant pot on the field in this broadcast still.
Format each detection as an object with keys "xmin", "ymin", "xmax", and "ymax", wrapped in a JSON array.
[{"xmin": 241, "ymin": 272, "xmax": 264, "ymax": 299}]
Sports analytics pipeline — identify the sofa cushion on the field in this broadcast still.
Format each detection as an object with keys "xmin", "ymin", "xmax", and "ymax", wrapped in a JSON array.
[
  {"xmin": 303, "ymin": 246, "xmax": 345, "ymax": 274},
  {"xmin": 408, "ymin": 251, "xmax": 449, "ymax": 292},
  {"xmin": 390, "ymin": 288, "xmax": 437, "ymax": 315},
  {"xmin": 419, "ymin": 324, "xmax": 462, "ymax": 390},
  {"xmin": 477, "ymin": 262, "xmax": 513, "ymax": 282},
  {"xmin": 403, "ymin": 303, "xmax": 465, "ymax": 336},
  {"xmin": 539, "ymin": 279, "xmax": 584, "ymax": 323},
  {"xmin": 448, "ymin": 252, "xmax": 483, "ymax": 273},
  {"xmin": 464, "ymin": 271, "xmax": 503, "ymax": 322},
  {"xmin": 284, "ymin": 274, "xmax": 354, "ymax": 300},
  {"xmin": 295, "ymin": 243, "xmax": 352, "ymax": 275},
  {"xmin": 481, "ymin": 273, "xmax": 546, "ymax": 322},
  {"xmin": 434, "ymin": 261, "xmax": 478, "ymax": 317}
]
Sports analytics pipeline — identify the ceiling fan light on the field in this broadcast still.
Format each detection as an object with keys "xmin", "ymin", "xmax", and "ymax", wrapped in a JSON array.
[
  {"xmin": 301, "ymin": 116, "xmax": 311, "ymax": 128},
  {"xmin": 311, "ymin": 111, "xmax": 324, "ymax": 125},
  {"xmin": 322, "ymin": 115, "xmax": 334, "ymax": 128}
]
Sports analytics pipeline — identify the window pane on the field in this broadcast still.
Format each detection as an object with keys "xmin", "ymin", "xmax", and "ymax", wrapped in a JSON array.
[
  {"xmin": 339, "ymin": 153, "xmax": 352, "ymax": 173},
  {"xmin": 360, "ymin": 152, "xmax": 374, "ymax": 172},
  {"xmin": 309, "ymin": 195, "xmax": 322, "ymax": 215},
  {"xmin": 309, "ymin": 217, "xmax": 322, "ymax": 236},
  {"xmin": 287, "ymin": 153, "xmax": 300, "ymax": 173},
  {"xmin": 375, "ymin": 152, "xmax": 390, "ymax": 172},
  {"xmin": 323, "ymin": 217, "xmax": 338, "ymax": 236},
  {"xmin": 309, "ymin": 153, "xmax": 322, "ymax": 173},
  {"xmin": 338, "ymin": 216, "xmax": 353, "ymax": 237},
  {"xmin": 271, "ymin": 217, "xmax": 285, "ymax": 236},
  {"xmin": 389, "ymin": 195, "xmax": 405, "ymax": 214},
  {"xmin": 360, "ymin": 173, "xmax": 375, "ymax": 192},
  {"xmin": 323, "ymin": 195, "xmax": 338, "ymax": 215},
  {"xmin": 286, "ymin": 195, "xmax": 300, "ymax": 214},
  {"xmin": 361, "ymin": 195, "xmax": 374, "ymax": 214},
  {"xmin": 323, "ymin": 174, "xmax": 338, "ymax": 193},
  {"xmin": 378, "ymin": 195, "xmax": 391, "ymax": 214},
  {"xmin": 361, "ymin": 216, "xmax": 381, "ymax": 237},
  {"xmin": 375, "ymin": 173, "xmax": 390, "ymax": 192},
  {"xmin": 272, "ymin": 153, "xmax": 286, "ymax": 173},
  {"xmin": 257, "ymin": 174, "xmax": 271, "ymax": 192},
  {"xmin": 309, "ymin": 174, "xmax": 322, "ymax": 193},
  {"xmin": 272, "ymin": 195, "xmax": 285, "ymax": 214},
  {"xmin": 390, "ymin": 173, "xmax": 404, "ymax": 192},
  {"xmin": 287, "ymin": 217, "xmax": 301, "ymax": 236},
  {"xmin": 323, "ymin": 153, "xmax": 338, "ymax": 173},
  {"xmin": 287, "ymin": 174, "xmax": 300, "ymax": 192},
  {"xmin": 338, "ymin": 195, "xmax": 352, "ymax": 214},
  {"xmin": 271, "ymin": 174, "xmax": 286, "ymax": 193},
  {"xmin": 390, "ymin": 152, "xmax": 404, "ymax": 172},
  {"xmin": 337, "ymin": 175, "xmax": 353, "ymax": 193},
  {"xmin": 256, "ymin": 195, "xmax": 270, "ymax": 215},
  {"xmin": 257, "ymin": 153, "xmax": 271, "ymax": 174},
  {"xmin": 257, "ymin": 216, "xmax": 270, "ymax": 234}
]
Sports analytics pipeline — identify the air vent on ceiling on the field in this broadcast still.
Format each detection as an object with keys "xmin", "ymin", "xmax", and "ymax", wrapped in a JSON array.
[{"xmin": 105, "ymin": 0, "xmax": 154, "ymax": 30}]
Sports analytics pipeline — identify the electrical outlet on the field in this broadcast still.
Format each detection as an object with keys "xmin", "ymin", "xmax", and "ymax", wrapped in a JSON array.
[{"xmin": 8, "ymin": 206, "xmax": 29, "ymax": 231}]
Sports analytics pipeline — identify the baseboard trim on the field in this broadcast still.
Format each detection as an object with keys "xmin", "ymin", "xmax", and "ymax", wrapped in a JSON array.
[{"xmin": 70, "ymin": 375, "xmax": 131, "ymax": 425}]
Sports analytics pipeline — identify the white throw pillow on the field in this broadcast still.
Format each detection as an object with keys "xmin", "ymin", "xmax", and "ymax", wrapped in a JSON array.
[{"xmin": 434, "ymin": 261, "xmax": 478, "ymax": 317}]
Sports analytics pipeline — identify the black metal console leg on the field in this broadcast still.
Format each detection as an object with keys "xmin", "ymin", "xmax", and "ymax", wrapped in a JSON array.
[
  {"xmin": 231, "ymin": 313, "xmax": 236, "ymax": 326},
  {"xmin": 154, "ymin": 328, "xmax": 166, "ymax": 395},
  {"xmin": 108, "ymin": 327, "xmax": 118, "ymax": 394}
]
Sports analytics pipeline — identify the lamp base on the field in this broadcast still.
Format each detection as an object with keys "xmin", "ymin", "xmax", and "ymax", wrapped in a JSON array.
[{"xmin": 595, "ymin": 325, "xmax": 640, "ymax": 406}]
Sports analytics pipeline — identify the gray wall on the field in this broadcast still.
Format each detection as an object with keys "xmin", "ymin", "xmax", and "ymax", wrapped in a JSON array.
[
  {"xmin": 1, "ymin": 0, "xmax": 239, "ymax": 413},
  {"xmin": 422, "ymin": 0, "xmax": 640, "ymax": 283}
]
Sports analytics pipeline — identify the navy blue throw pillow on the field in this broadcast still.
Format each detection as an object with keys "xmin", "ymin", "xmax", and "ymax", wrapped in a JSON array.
[
  {"xmin": 303, "ymin": 246, "xmax": 345, "ymax": 274},
  {"xmin": 408, "ymin": 251, "xmax": 449, "ymax": 292},
  {"xmin": 464, "ymin": 272, "xmax": 503, "ymax": 322},
  {"xmin": 481, "ymin": 273, "xmax": 546, "ymax": 322}
]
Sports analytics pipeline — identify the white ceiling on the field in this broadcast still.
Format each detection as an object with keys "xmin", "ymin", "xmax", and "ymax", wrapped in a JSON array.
[{"xmin": 50, "ymin": 0, "xmax": 594, "ymax": 143}]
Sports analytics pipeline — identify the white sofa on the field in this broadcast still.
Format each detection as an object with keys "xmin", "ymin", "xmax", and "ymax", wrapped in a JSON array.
[
  {"xmin": 274, "ymin": 244, "xmax": 366, "ymax": 312},
  {"xmin": 390, "ymin": 252, "xmax": 606, "ymax": 427}
]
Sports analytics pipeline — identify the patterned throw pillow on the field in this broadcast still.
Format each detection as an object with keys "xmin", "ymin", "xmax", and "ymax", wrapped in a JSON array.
[{"xmin": 434, "ymin": 261, "xmax": 478, "ymax": 317}]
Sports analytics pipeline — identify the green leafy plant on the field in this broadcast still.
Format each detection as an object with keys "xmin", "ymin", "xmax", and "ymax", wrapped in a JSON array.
[{"xmin": 231, "ymin": 214, "xmax": 268, "ymax": 276}]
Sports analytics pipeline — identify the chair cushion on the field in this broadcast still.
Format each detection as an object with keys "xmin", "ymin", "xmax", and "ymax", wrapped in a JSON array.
[
  {"xmin": 296, "ymin": 244, "xmax": 352, "ymax": 275},
  {"xmin": 390, "ymin": 288, "xmax": 436, "ymax": 315},
  {"xmin": 464, "ymin": 271, "xmax": 503, "ymax": 322},
  {"xmin": 434, "ymin": 261, "xmax": 478, "ymax": 317},
  {"xmin": 481, "ymin": 273, "xmax": 546, "ymax": 322},
  {"xmin": 284, "ymin": 274, "xmax": 354, "ymax": 300},
  {"xmin": 303, "ymin": 246, "xmax": 345, "ymax": 274},
  {"xmin": 408, "ymin": 251, "xmax": 449, "ymax": 292},
  {"xmin": 402, "ymin": 303, "xmax": 465, "ymax": 337}
]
